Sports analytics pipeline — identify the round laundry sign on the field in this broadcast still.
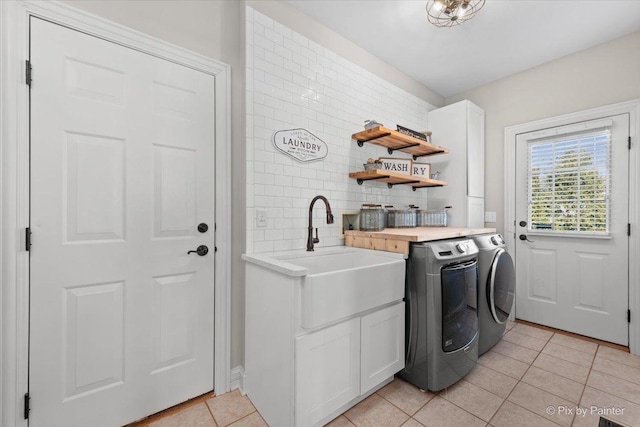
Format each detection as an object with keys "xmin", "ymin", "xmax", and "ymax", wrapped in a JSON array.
[{"xmin": 273, "ymin": 128, "xmax": 328, "ymax": 162}]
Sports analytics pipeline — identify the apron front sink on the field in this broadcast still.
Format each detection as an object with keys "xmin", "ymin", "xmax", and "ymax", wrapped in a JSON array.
[{"xmin": 277, "ymin": 250, "xmax": 405, "ymax": 329}]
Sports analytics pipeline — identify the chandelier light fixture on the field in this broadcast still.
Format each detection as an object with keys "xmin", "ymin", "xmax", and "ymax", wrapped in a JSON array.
[{"xmin": 426, "ymin": 0, "xmax": 485, "ymax": 28}]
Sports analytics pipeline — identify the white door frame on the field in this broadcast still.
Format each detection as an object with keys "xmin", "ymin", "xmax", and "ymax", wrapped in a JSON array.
[
  {"xmin": 504, "ymin": 99, "xmax": 640, "ymax": 355},
  {"xmin": 0, "ymin": 2, "xmax": 233, "ymax": 426}
]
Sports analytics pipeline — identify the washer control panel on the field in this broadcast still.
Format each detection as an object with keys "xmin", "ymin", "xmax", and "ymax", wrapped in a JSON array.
[{"xmin": 430, "ymin": 239, "xmax": 478, "ymax": 260}]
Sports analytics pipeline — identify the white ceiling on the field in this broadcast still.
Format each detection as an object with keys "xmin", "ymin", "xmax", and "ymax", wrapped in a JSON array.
[{"xmin": 287, "ymin": 0, "xmax": 640, "ymax": 98}]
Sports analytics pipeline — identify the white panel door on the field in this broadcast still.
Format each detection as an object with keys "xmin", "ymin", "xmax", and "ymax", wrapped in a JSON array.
[
  {"xmin": 295, "ymin": 318, "xmax": 360, "ymax": 427},
  {"xmin": 515, "ymin": 115, "xmax": 629, "ymax": 345},
  {"xmin": 361, "ymin": 303, "xmax": 404, "ymax": 392},
  {"xmin": 29, "ymin": 18, "xmax": 215, "ymax": 427}
]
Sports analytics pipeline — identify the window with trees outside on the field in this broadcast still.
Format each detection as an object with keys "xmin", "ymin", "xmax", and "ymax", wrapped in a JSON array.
[{"xmin": 527, "ymin": 127, "xmax": 611, "ymax": 235}]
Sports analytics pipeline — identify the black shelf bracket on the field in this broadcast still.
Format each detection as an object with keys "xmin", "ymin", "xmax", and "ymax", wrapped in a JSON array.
[
  {"xmin": 412, "ymin": 149, "xmax": 445, "ymax": 160},
  {"xmin": 387, "ymin": 142, "xmax": 421, "ymax": 155},
  {"xmin": 387, "ymin": 180, "xmax": 420, "ymax": 189},
  {"xmin": 356, "ymin": 175, "xmax": 389, "ymax": 185},
  {"xmin": 356, "ymin": 132, "xmax": 392, "ymax": 147}
]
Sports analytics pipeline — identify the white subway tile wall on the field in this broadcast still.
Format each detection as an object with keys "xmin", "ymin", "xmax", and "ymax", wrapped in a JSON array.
[{"xmin": 246, "ymin": 7, "xmax": 437, "ymax": 253}]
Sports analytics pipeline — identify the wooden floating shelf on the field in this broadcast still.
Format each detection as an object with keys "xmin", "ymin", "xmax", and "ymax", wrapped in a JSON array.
[
  {"xmin": 352, "ymin": 125, "xmax": 449, "ymax": 159},
  {"xmin": 349, "ymin": 169, "xmax": 447, "ymax": 190}
]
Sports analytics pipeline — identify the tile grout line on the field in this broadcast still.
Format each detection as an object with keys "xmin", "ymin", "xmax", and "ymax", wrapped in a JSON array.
[
  {"xmin": 376, "ymin": 380, "xmax": 489, "ymax": 427},
  {"xmin": 547, "ymin": 338, "xmax": 600, "ymax": 357},
  {"xmin": 225, "ymin": 408, "xmax": 259, "ymax": 427},
  {"xmin": 584, "ymin": 359, "xmax": 640, "ymax": 411},
  {"xmin": 505, "ymin": 327, "xmax": 554, "ymax": 346},
  {"xmin": 491, "ymin": 340, "xmax": 540, "ymax": 362},
  {"xmin": 486, "ymin": 332, "xmax": 564, "ymax": 427},
  {"xmin": 519, "ymin": 331, "xmax": 589, "ymax": 423},
  {"xmin": 203, "ymin": 397, "xmax": 219, "ymax": 427},
  {"xmin": 374, "ymin": 385, "xmax": 437, "ymax": 419},
  {"xmin": 127, "ymin": 392, "xmax": 216, "ymax": 427},
  {"xmin": 477, "ymin": 349, "xmax": 532, "ymax": 381},
  {"xmin": 572, "ymin": 343, "xmax": 597, "ymax": 425},
  {"xmin": 437, "ymin": 380, "xmax": 500, "ymax": 425},
  {"xmin": 516, "ymin": 319, "xmax": 628, "ymax": 353},
  {"xmin": 532, "ymin": 338, "xmax": 596, "ymax": 385}
]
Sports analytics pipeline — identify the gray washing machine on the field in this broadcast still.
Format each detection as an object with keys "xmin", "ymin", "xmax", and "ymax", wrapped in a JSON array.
[
  {"xmin": 471, "ymin": 234, "xmax": 515, "ymax": 355},
  {"xmin": 400, "ymin": 239, "xmax": 479, "ymax": 391}
]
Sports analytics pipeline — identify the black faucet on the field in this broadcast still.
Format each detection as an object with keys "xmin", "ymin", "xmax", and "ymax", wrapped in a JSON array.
[{"xmin": 307, "ymin": 195, "xmax": 334, "ymax": 251}]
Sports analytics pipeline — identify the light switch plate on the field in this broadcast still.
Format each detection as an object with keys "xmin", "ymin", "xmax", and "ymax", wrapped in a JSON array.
[
  {"xmin": 256, "ymin": 209, "xmax": 267, "ymax": 228},
  {"xmin": 484, "ymin": 211, "xmax": 497, "ymax": 223}
]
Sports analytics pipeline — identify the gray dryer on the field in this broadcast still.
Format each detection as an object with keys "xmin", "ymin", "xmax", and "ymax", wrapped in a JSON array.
[{"xmin": 471, "ymin": 234, "xmax": 515, "ymax": 355}]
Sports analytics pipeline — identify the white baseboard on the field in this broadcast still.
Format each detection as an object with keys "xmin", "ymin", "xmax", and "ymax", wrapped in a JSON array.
[{"xmin": 230, "ymin": 365, "xmax": 245, "ymax": 394}]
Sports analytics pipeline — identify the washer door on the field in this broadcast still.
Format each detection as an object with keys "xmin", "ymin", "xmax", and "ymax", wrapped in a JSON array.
[{"xmin": 488, "ymin": 249, "xmax": 515, "ymax": 324}]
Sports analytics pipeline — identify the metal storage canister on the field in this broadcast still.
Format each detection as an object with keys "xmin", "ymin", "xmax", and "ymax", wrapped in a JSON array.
[
  {"xmin": 416, "ymin": 207, "xmax": 450, "ymax": 227},
  {"xmin": 359, "ymin": 204, "xmax": 385, "ymax": 231},
  {"xmin": 384, "ymin": 205, "xmax": 395, "ymax": 228},
  {"xmin": 386, "ymin": 208, "xmax": 417, "ymax": 228}
]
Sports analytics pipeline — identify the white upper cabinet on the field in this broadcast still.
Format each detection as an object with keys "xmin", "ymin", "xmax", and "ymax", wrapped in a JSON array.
[
  {"xmin": 466, "ymin": 102, "xmax": 485, "ymax": 198},
  {"xmin": 427, "ymin": 100, "xmax": 485, "ymax": 227}
]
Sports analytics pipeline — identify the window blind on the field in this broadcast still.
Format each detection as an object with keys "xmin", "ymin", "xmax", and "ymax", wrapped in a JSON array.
[{"xmin": 527, "ymin": 127, "xmax": 611, "ymax": 235}]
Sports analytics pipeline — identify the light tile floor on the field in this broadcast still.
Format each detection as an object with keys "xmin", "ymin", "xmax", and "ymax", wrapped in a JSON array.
[{"xmin": 130, "ymin": 321, "xmax": 640, "ymax": 427}]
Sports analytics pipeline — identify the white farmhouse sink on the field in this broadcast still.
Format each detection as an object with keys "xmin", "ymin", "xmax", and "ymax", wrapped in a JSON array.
[
  {"xmin": 274, "ymin": 249, "xmax": 406, "ymax": 329},
  {"xmin": 279, "ymin": 251, "xmax": 396, "ymax": 274}
]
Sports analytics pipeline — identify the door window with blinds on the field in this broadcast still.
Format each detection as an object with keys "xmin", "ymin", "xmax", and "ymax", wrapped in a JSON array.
[{"xmin": 526, "ymin": 124, "xmax": 611, "ymax": 236}]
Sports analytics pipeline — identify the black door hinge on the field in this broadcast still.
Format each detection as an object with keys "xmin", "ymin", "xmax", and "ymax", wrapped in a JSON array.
[
  {"xmin": 26, "ymin": 227, "xmax": 32, "ymax": 251},
  {"xmin": 26, "ymin": 60, "xmax": 32, "ymax": 86},
  {"xmin": 24, "ymin": 393, "xmax": 30, "ymax": 419},
  {"xmin": 628, "ymin": 310, "xmax": 631, "ymax": 323},
  {"xmin": 628, "ymin": 223, "xmax": 632, "ymax": 237},
  {"xmin": 629, "ymin": 136, "xmax": 632, "ymax": 150}
]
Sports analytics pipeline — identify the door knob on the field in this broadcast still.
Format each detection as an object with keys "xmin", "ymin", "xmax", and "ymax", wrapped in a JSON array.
[
  {"xmin": 519, "ymin": 221, "xmax": 527, "ymax": 227},
  {"xmin": 519, "ymin": 234, "xmax": 534, "ymax": 243},
  {"xmin": 187, "ymin": 245, "xmax": 209, "ymax": 256},
  {"xmin": 197, "ymin": 223, "xmax": 208, "ymax": 233}
]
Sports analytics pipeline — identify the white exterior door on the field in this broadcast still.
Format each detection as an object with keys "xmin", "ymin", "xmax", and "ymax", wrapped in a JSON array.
[
  {"xmin": 29, "ymin": 18, "xmax": 215, "ymax": 427},
  {"xmin": 515, "ymin": 114, "xmax": 629, "ymax": 345}
]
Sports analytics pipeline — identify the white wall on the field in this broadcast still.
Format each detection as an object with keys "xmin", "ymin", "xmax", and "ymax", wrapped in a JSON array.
[
  {"xmin": 247, "ymin": 1, "xmax": 443, "ymax": 109},
  {"xmin": 447, "ymin": 30, "xmax": 640, "ymax": 235},
  {"xmin": 246, "ymin": 7, "xmax": 436, "ymax": 254}
]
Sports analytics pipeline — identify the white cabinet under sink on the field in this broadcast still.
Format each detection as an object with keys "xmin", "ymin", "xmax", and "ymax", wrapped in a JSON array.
[
  {"xmin": 360, "ymin": 303, "xmax": 405, "ymax": 392},
  {"xmin": 295, "ymin": 318, "xmax": 360, "ymax": 427},
  {"xmin": 242, "ymin": 247, "xmax": 406, "ymax": 427}
]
